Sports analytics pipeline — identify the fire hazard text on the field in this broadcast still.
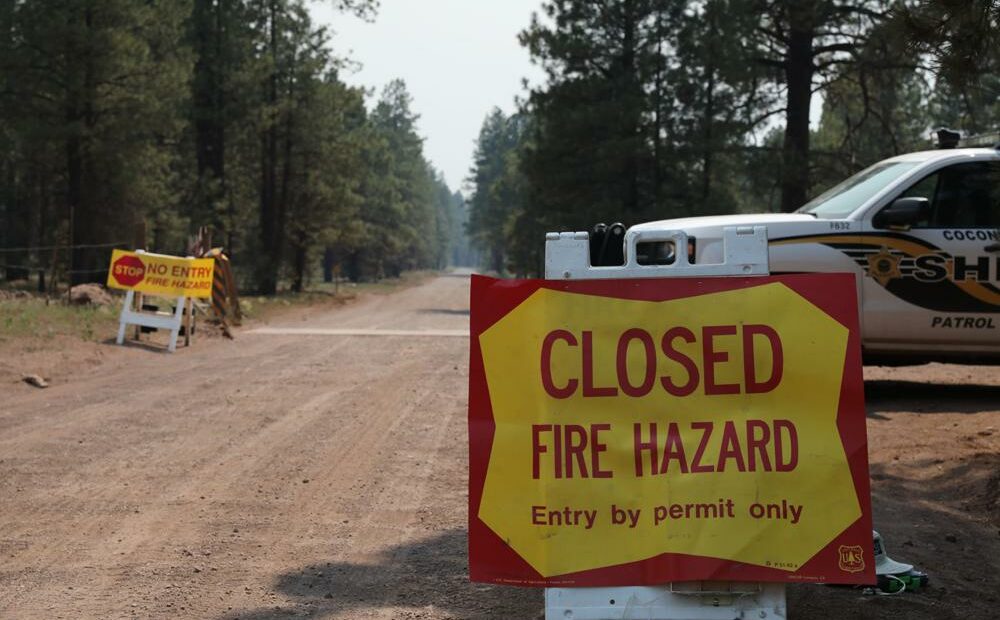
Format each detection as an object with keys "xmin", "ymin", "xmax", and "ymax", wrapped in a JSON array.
[{"xmin": 531, "ymin": 324, "xmax": 795, "ymax": 480}]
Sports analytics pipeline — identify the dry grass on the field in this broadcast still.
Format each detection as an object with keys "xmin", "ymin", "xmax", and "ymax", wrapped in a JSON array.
[{"xmin": 0, "ymin": 296, "xmax": 119, "ymax": 342}]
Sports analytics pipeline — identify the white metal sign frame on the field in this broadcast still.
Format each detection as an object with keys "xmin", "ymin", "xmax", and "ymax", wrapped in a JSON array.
[
  {"xmin": 114, "ymin": 250, "xmax": 189, "ymax": 353},
  {"xmin": 542, "ymin": 225, "xmax": 787, "ymax": 620},
  {"xmin": 115, "ymin": 289, "xmax": 187, "ymax": 352}
]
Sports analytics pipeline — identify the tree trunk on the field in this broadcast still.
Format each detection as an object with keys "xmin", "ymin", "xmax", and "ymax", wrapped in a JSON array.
[
  {"xmin": 323, "ymin": 247, "xmax": 334, "ymax": 282},
  {"xmin": 258, "ymin": 0, "xmax": 279, "ymax": 294},
  {"xmin": 3, "ymin": 165, "xmax": 29, "ymax": 282},
  {"xmin": 620, "ymin": 0, "xmax": 640, "ymax": 216},
  {"xmin": 0, "ymin": 0, "xmax": 25, "ymax": 281},
  {"xmin": 67, "ymin": 127, "xmax": 84, "ymax": 285},
  {"xmin": 652, "ymin": 29, "xmax": 664, "ymax": 209},
  {"xmin": 701, "ymin": 65, "xmax": 716, "ymax": 203},
  {"xmin": 33, "ymin": 168, "xmax": 45, "ymax": 292},
  {"xmin": 276, "ymin": 51, "xmax": 294, "ymax": 291},
  {"xmin": 291, "ymin": 234, "xmax": 306, "ymax": 293},
  {"xmin": 491, "ymin": 247, "xmax": 503, "ymax": 274},
  {"xmin": 66, "ymin": 3, "xmax": 104, "ymax": 285},
  {"xmin": 346, "ymin": 251, "xmax": 360, "ymax": 282},
  {"xmin": 780, "ymin": 20, "xmax": 814, "ymax": 213},
  {"xmin": 193, "ymin": 0, "xmax": 227, "ymax": 232}
]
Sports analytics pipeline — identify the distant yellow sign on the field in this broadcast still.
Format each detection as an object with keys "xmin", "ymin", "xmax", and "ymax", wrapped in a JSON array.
[{"xmin": 106, "ymin": 250, "xmax": 214, "ymax": 299}]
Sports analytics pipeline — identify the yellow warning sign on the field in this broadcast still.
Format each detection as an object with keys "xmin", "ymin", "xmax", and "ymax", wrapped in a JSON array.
[
  {"xmin": 470, "ymin": 276, "xmax": 870, "ymax": 584},
  {"xmin": 106, "ymin": 250, "xmax": 214, "ymax": 299}
]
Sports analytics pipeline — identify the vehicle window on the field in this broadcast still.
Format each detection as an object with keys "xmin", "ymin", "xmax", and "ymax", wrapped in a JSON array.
[
  {"xmin": 897, "ymin": 162, "xmax": 1000, "ymax": 229},
  {"xmin": 798, "ymin": 161, "xmax": 920, "ymax": 219}
]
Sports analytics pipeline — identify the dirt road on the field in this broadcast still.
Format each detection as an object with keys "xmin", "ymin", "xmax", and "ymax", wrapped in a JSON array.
[{"xmin": 1, "ymin": 273, "xmax": 998, "ymax": 619}]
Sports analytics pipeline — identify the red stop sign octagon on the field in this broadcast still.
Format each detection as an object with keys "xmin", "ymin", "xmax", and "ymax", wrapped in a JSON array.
[{"xmin": 112, "ymin": 254, "xmax": 146, "ymax": 287}]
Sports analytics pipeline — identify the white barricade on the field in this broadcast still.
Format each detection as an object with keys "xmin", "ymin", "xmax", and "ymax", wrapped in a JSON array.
[{"xmin": 115, "ymin": 289, "xmax": 187, "ymax": 353}]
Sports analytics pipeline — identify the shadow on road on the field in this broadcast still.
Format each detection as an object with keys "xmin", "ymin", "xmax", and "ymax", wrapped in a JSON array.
[
  {"xmin": 418, "ymin": 308, "xmax": 470, "ymax": 316},
  {"xmin": 870, "ymin": 452, "xmax": 1000, "ymax": 529},
  {"xmin": 791, "ymin": 452, "xmax": 1000, "ymax": 619},
  {"xmin": 218, "ymin": 529, "xmax": 540, "ymax": 620},
  {"xmin": 99, "ymin": 336, "xmax": 173, "ymax": 354},
  {"xmin": 865, "ymin": 380, "xmax": 1000, "ymax": 416},
  {"xmin": 218, "ymin": 462, "xmax": 1000, "ymax": 620}
]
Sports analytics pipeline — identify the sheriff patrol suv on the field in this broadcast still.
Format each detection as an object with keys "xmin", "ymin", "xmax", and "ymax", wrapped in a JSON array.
[{"xmin": 627, "ymin": 143, "xmax": 1000, "ymax": 365}]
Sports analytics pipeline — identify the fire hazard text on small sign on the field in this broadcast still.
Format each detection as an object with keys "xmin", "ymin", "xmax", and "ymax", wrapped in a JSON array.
[
  {"xmin": 106, "ymin": 249, "xmax": 214, "ymax": 299},
  {"xmin": 468, "ymin": 274, "xmax": 874, "ymax": 587}
]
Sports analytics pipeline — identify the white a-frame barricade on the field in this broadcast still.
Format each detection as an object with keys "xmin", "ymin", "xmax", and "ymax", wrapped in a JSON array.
[
  {"xmin": 115, "ymin": 287, "xmax": 188, "ymax": 353},
  {"xmin": 108, "ymin": 250, "xmax": 197, "ymax": 353},
  {"xmin": 542, "ymin": 225, "xmax": 786, "ymax": 620}
]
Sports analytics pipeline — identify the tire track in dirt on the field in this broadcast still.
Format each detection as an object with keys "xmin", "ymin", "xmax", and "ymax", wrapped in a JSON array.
[
  {"xmin": 0, "ymin": 333, "xmax": 360, "ymax": 615},
  {"xmin": 0, "ymin": 274, "xmax": 543, "ymax": 619}
]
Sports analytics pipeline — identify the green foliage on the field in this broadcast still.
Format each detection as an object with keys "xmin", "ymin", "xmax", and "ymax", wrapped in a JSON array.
[
  {"xmin": 345, "ymin": 79, "xmax": 439, "ymax": 281},
  {"xmin": 519, "ymin": 1, "xmax": 670, "ymax": 227},
  {"xmin": 0, "ymin": 0, "xmax": 463, "ymax": 294},
  {"xmin": 896, "ymin": 1, "xmax": 1000, "ymax": 91},
  {"xmin": 811, "ymin": 19, "xmax": 933, "ymax": 191},
  {"xmin": 0, "ymin": 0, "xmax": 193, "ymax": 280},
  {"xmin": 467, "ymin": 109, "xmax": 525, "ymax": 274},
  {"xmin": 469, "ymin": 0, "xmax": 776, "ymax": 275},
  {"xmin": 466, "ymin": 0, "xmax": 1000, "ymax": 276}
]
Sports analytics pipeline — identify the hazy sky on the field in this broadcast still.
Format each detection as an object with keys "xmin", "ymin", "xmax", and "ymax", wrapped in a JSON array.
[{"xmin": 311, "ymin": 1, "xmax": 546, "ymax": 193}]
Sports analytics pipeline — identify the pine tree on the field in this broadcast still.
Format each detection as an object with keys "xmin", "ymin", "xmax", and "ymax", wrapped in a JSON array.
[
  {"xmin": 520, "ymin": 1, "xmax": 674, "ymax": 229},
  {"xmin": 747, "ymin": 0, "xmax": 888, "ymax": 211},
  {"xmin": 1, "ymin": 0, "xmax": 192, "ymax": 283}
]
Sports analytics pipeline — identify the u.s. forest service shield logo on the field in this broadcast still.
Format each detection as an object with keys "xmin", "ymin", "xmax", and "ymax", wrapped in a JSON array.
[{"xmin": 838, "ymin": 545, "xmax": 865, "ymax": 573}]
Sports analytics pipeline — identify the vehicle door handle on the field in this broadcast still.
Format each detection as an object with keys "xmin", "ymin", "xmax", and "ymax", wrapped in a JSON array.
[{"xmin": 986, "ymin": 243, "xmax": 1000, "ymax": 253}]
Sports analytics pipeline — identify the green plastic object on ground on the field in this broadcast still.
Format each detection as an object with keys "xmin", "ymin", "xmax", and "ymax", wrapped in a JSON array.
[{"xmin": 877, "ymin": 569, "xmax": 930, "ymax": 593}]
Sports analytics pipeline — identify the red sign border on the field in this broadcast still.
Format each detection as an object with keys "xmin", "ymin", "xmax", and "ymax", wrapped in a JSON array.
[{"xmin": 468, "ymin": 273, "xmax": 874, "ymax": 587}]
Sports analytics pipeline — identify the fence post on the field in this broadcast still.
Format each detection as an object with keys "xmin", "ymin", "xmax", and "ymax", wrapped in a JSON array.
[{"xmin": 66, "ymin": 203, "xmax": 73, "ymax": 305}]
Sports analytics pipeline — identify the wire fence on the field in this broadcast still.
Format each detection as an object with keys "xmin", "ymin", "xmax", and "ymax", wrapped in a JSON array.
[
  {"xmin": 0, "ymin": 241, "xmax": 127, "ymax": 253},
  {"xmin": 0, "ymin": 241, "xmax": 131, "ymax": 293},
  {"xmin": 0, "ymin": 262, "xmax": 111, "ymax": 275}
]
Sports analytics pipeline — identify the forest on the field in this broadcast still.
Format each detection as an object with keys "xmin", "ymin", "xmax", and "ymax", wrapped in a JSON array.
[
  {"xmin": 0, "ymin": 0, "xmax": 472, "ymax": 293},
  {"xmin": 1, "ymin": 1, "xmax": 998, "ymax": 287},
  {"xmin": 468, "ymin": 0, "xmax": 1000, "ymax": 276}
]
